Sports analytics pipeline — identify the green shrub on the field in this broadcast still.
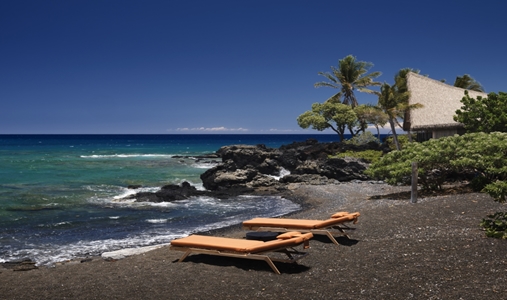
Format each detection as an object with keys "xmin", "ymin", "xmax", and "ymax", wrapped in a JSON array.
[
  {"xmin": 482, "ymin": 180, "xmax": 507, "ymax": 203},
  {"xmin": 331, "ymin": 150, "xmax": 383, "ymax": 164},
  {"xmin": 365, "ymin": 132, "xmax": 507, "ymax": 197},
  {"xmin": 480, "ymin": 212, "xmax": 507, "ymax": 239},
  {"xmin": 345, "ymin": 131, "xmax": 380, "ymax": 146},
  {"xmin": 385, "ymin": 134, "xmax": 414, "ymax": 150},
  {"xmin": 366, "ymin": 132, "xmax": 507, "ymax": 239}
]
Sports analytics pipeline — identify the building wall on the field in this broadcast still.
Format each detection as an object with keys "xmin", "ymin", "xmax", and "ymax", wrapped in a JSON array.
[
  {"xmin": 416, "ymin": 128, "xmax": 466, "ymax": 142},
  {"xmin": 433, "ymin": 129, "xmax": 459, "ymax": 139}
]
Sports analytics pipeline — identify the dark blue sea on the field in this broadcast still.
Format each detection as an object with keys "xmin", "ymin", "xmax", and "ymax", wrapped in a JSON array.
[{"xmin": 0, "ymin": 134, "xmax": 349, "ymax": 266}]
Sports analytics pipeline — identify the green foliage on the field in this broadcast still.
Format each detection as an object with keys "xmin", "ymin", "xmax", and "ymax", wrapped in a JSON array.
[
  {"xmin": 454, "ymin": 91, "xmax": 507, "ymax": 133},
  {"xmin": 385, "ymin": 134, "xmax": 412, "ymax": 150},
  {"xmin": 365, "ymin": 132, "xmax": 507, "ymax": 199},
  {"xmin": 482, "ymin": 180, "xmax": 507, "ymax": 203},
  {"xmin": 345, "ymin": 131, "xmax": 380, "ymax": 146},
  {"xmin": 377, "ymin": 70, "xmax": 423, "ymax": 150},
  {"xmin": 368, "ymin": 131, "xmax": 507, "ymax": 240},
  {"xmin": 480, "ymin": 212, "xmax": 507, "ymax": 239},
  {"xmin": 354, "ymin": 105, "xmax": 388, "ymax": 138},
  {"xmin": 297, "ymin": 101, "xmax": 357, "ymax": 141},
  {"xmin": 331, "ymin": 150, "xmax": 383, "ymax": 164},
  {"xmin": 453, "ymin": 74, "xmax": 484, "ymax": 92},
  {"xmin": 314, "ymin": 55, "xmax": 382, "ymax": 108}
]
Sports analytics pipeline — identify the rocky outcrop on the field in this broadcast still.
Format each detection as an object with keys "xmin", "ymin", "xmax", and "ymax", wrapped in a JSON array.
[
  {"xmin": 123, "ymin": 139, "xmax": 383, "ymax": 203},
  {"xmin": 291, "ymin": 157, "xmax": 369, "ymax": 181},
  {"xmin": 124, "ymin": 181, "xmax": 259, "ymax": 203},
  {"xmin": 201, "ymin": 140, "xmax": 380, "ymax": 192}
]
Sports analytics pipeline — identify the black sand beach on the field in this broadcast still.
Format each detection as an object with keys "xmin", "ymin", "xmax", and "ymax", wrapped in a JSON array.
[{"xmin": 1, "ymin": 182, "xmax": 507, "ymax": 299}]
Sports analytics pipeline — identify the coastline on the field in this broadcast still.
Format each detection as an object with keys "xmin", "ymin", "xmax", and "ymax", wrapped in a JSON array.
[{"xmin": 2, "ymin": 182, "xmax": 507, "ymax": 299}]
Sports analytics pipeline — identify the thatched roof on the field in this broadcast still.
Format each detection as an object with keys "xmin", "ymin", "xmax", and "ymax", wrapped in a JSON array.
[{"xmin": 404, "ymin": 72, "xmax": 487, "ymax": 131}]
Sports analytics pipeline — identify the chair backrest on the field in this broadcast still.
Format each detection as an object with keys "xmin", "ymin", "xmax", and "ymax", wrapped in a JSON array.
[{"xmin": 250, "ymin": 232, "xmax": 314, "ymax": 253}]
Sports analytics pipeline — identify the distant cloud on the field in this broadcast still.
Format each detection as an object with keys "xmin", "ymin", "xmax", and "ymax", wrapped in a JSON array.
[
  {"xmin": 366, "ymin": 125, "xmax": 403, "ymax": 134},
  {"xmin": 266, "ymin": 129, "xmax": 302, "ymax": 133},
  {"xmin": 170, "ymin": 127, "xmax": 249, "ymax": 132}
]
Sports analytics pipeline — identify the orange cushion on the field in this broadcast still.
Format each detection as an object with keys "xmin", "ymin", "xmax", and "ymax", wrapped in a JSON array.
[
  {"xmin": 243, "ymin": 213, "xmax": 360, "ymax": 229},
  {"xmin": 276, "ymin": 231, "xmax": 304, "ymax": 239},
  {"xmin": 170, "ymin": 232, "xmax": 313, "ymax": 253},
  {"xmin": 243, "ymin": 218, "xmax": 322, "ymax": 229}
]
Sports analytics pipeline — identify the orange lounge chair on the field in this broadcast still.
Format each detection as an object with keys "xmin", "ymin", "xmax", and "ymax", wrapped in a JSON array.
[
  {"xmin": 242, "ymin": 212, "xmax": 360, "ymax": 245},
  {"xmin": 170, "ymin": 231, "xmax": 313, "ymax": 274}
]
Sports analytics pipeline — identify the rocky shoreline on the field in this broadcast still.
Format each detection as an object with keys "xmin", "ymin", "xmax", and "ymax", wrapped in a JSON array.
[
  {"xmin": 3, "ymin": 140, "xmax": 507, "ymax": 299},
  {"xmin": 2, "ymin": 181, "xmax": 506, "ymax": 299},
  {"xmin": 123, "ymin": 139, "xmax": 383, "ymax": 203}
]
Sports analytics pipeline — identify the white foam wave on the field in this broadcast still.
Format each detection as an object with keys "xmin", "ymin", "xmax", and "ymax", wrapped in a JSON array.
[
  {"xmin": 192, "ymin": 161, "xmax": 220, "ymax": 169},
  {"xmin": 37, "ymin": 221, "xmax": 72, "ymax": 228},
  {"xmin": 268, "ymin": 167, "xmax": 291, "ymax": 181},
  {"xmin": 80, "ymin": 154, "xmax": 174, "ymax": 159},
  {"xmin": 11, "ymin": 231, "xmax": 191, "ymax": 266},
  {"xmin": 3, "ymin": 195, "xmax": 302, "ymax": 267},
  {"xmin": 112, "ymin": 186, "xmax": 160, "ymax": 201},
  {"xmin": 146, "ymin": 219, "xmax": 168, "ymax": 224},
  {"xmin": 54, "ymin": 221, "xmax": 72, "ymax": 227}
]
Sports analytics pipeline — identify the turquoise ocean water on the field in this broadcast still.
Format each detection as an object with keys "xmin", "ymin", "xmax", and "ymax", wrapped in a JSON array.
[{"xmin": 0, "ymin": 134, "xmax": 345, "ymax": 266}]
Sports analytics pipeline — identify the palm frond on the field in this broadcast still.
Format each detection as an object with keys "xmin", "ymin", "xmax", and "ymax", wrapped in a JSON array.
[
  {"xmin": 315, "ymin": 55, "xmax": 382, "ymax": 107},
  {"xmin": 357, "ymin": 87, "xmax": 381, "ymax": 96},
  {"xmin": 324, "ymin": 92, "xmax": 342, "ymax": 103},
  {"xmin": 314, "ymin": 81, "xmax": 339, "ymax": 89},
  {"xmin": 454, "ymin": 74, "xmax": 485, "ymax": 92}
]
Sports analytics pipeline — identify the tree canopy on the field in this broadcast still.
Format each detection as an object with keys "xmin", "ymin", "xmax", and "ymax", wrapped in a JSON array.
[
  {"xmin": 454, "ymin": 91, "xmax": 507, "ymax": 133},
  {"xmin": 297, "ymin": 101, "xmax": 357, "ymax": 141},
  {"xmin": 354, "ymin": 104, "xmax": 388, "ymax": 139}
]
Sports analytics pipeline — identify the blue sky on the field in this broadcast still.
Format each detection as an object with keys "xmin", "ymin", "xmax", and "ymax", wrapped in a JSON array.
[{"xmin": 1, "ymin": 0, "xmax": 506, "ymax": 134}]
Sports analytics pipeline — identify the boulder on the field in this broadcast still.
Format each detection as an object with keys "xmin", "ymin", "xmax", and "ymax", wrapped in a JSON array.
[
  {"xmin": 125, "ymin": 181, "xmax": 207, "ymax": 202},
  {"xmin": 293, "ymin": 157, "xmax": 369, "ymax": 181}
]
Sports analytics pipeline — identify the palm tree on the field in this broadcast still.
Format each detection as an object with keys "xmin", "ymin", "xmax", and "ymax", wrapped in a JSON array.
[
  {"xmin": 315, "ymin": 55, "xmax": 382, "ymax": 108},
  {"xmin": 378, "ymin": 83, "xmax": 401, "ymax": 149},
  {"xmin": 377, "ymin": 69, "xmax": 423, "ymax": 150},
  {"xmin": 453, "ymin": 74, "xmax": 485, "ymax": 92}
]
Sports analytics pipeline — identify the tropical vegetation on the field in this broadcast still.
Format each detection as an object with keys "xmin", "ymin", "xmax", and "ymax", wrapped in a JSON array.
[
  {"xmin": 353, "ymin": 104, "xmax": 388, "ymax": 139},
  {"xmin": 377, "ymin": 69, "xmax": 423, "ymax": 150},
  {"xmin": 301, "ymin": 54, "xmax": 507, "ymax": 238},
  {"xmin": 453, "ymin": 74, "xmax": 485, "ymax": 92},
  {"xmin": 296, "ymin": 101, "xmax": 357, "ymax": 141},
  {"xmin": 454, "ymin": 91, "xmax": 507, "ymax": 133},
  {"xmin": 365, "ymin": 132, "xmax": 507, "ymax": 197},
  {"xmin": 365, "ymin": 132, "xmax": 507, "ymax": 238},
  {"xmin": 314, "ymin": 55, "xmax": 382, "ymax": 108}
]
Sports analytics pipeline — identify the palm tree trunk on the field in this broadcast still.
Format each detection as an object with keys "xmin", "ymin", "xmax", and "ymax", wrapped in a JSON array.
[{"xmin": 388, "ymin": 117, "xmax": 401, "ymax": 150}]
